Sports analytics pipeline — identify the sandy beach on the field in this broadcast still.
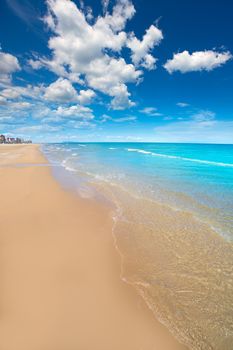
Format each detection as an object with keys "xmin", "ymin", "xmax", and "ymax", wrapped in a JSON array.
[{"xmin": 0, "ymin": 144, "xmax": 186, "ymax": 350}]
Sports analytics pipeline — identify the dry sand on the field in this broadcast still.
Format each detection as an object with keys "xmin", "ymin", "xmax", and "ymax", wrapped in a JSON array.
[{"xmin": 0, "ymin": 144, "xmax": 186, "ymax": 350}]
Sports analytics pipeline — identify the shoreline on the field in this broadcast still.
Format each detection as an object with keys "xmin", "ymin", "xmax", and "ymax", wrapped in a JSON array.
[
  {"xmin": 0, "ymin": 144, "xmax": 186, "ymax": 350},
  {"xmin": 51, "ymin": 143, "xmax": 233, "ymax": 350}
]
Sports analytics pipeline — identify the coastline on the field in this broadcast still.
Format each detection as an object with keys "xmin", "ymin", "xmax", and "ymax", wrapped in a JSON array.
[
  {"xmin": 43, "ymin": 142, "xmax": 233, "ymax": 350},
  {"xmin": 0, "ymin": 144, "xmax": 186, "ymax": 350}
]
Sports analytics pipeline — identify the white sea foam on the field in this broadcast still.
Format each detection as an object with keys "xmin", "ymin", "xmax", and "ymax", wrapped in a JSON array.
[
  {"xmin": 126, "ymin": 148, "xmax": 233, "ymax": 168},
  {"xmin": 65, "ymin": 166, "xmax": 76, "ymax": 172}
]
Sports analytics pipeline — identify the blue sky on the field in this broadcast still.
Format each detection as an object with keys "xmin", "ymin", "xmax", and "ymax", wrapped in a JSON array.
[{"xmin": 0, "ymin": 0, "xmax": 232, "ymax": 143}]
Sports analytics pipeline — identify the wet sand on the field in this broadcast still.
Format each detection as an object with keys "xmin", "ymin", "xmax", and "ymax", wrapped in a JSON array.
[{"xmin": 0, "ymin": 144, "xmax": 186, "ymax": 350}]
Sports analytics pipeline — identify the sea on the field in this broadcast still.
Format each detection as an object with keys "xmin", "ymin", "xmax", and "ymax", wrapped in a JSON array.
[{"xmin": 42, "ymin": 142, "xmax": 233, "ymax": 350}]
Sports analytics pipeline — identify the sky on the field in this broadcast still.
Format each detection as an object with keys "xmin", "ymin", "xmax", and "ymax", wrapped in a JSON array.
[{"xmin": 0, "ymin": 0, "xmax": 233, "ymax": 143}]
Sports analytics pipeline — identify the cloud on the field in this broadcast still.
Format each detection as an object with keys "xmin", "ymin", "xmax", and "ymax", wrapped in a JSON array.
[
  {"xmin": 33, "ymin": 0, "xmax": 163, "ymax": 109},
  {"xmin": 41, "ymin": 115, "xmax": 62, "ymax": 123},
  {"xmin": 30, "ymin": 106, "xmax": 52, "ymax": 119},
  {"xmin": 177, "ymin": 102, "xmax": 189, "ymax": 107},
  {"xmin": 127, "ymin": 25, "xmax": 163, "ymax": 70},
  {"xmin": 0, "ymin": 96, "xmax": 7, "ymax": 105},
  {"xmin": 101, "ymin": 0, "xmax": 109, "ymax": 14},
  {"xmin": 191, "ymin": 110, "xmax": 216, "ymax": 126},
  {"xmin": 10, "ymin": 101, "xmax": 32, "ymax": 109},
  {"xmin": 44, "ymin": 78, "xmax": 78, "ymax": 102},
  {"xmin": 0, "ymin": 51, "xmax": 20, "ymax": 83},
  {"xmin": 0, "ymin": 98, "xmax": 45, "ymax": 124},
  {"xmin": 66, "ymin": 120, "xmax": 95, "ymax": 129},
  {"xmin": 1, "ymin": 87, "xmax": 21, "ymax": 99},
  {"xmin": 100, "ymin": 114, "xmax": 137, "ymax": 122},
  {"xmin": 191, "ymin": 110, "xmax": 215, "ymax": 121},
  {"xmin": 55, "ymin": 104, "xmax": 94, "ymax": 120},
  {"xmin": 109, "ymin": 83, "xmax": 136, "ymax": 110},
  {"xmin": 85, "ymin": 56, "xmax": 141, "ymax": 93},
  {"xmin": 0, "ymin": 52, "xmax": 20, "ymax": 74},
  {"xmin": 164, "ymin": 50, "xmax": 232, "ymax": 73},
  {"xmin": 0, "ymin": 116, "xmax": 16, "ymax": 123},
  {"xmin": 44, "ymin": 78, "xmax": 96, "ymax": 106},
  {"xmin": 0, "ymin": 84, "xmax": 44, "ymax": 100},
  {"xmin": 140, "ymin": 107, "xmax": 162, "ymax": 116},
  {"xmin": 102, "ymin": 0, "xmax": 135, "ymax": 31},
  {"xmin": 28, "ymin": 58, "xmax": 43, "ymax": 70},
  {"xmin": 77, "ymin": 89, "xmax": 96, "ymax": 105}
]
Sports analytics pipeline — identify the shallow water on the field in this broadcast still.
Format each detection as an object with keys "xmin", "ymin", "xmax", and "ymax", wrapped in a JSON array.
[{"xmin": 42, "ymin": 142, "xmax": 233, "ymax": 350}]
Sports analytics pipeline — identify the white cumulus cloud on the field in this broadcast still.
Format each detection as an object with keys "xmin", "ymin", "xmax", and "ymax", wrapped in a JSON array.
[
  {"xmin": 177, "ymin": 102, "xmax": 189, "ymax": 107},
  {"xmin": 0, "ymin": 96, "xmax": 7, "ymax": 105},
  {"xmin": 32, "ymin": 0, "xmax": 163, "ymax": 109},
  {"xmin": 0, "ymin": 51, "xmax": 20, "ymax": 83},
  {"xmin": 164, "ymin": 50, "xmax": 232, "ymax": 73},
  {"xmin": 140, "ymin": 107, "xmax": 162, "ymax": 116},
  {"xmin": 77, "ymin": 89, "xmax": 96, "ymax": 105},
  {"xmin": 44, "ymin": 78, "xmax": 78, "ymax": 102},
  {"xmin": 127, "ymin": 25, "xmax": 163, "ymax": 70},
  {"xmin": 44, "ymin": 78, "xmax": 96, "ymax": 105},
  {"xmin": 101, "ymin": 0, "xmax": 109, "ymax": 14},
  {"xmin": 55, "ymin": 104, "xmax": 94, "ymax": 120}
]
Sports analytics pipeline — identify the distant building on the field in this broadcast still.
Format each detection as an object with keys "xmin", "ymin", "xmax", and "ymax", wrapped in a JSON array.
[
  {"xmin": 0, "ymin": 134, "xmax": 6, "ymax": 143},
  {"xmin": 6, "ymin": 137, "xmax": 16, "ymax": 144},
  {"xmin": 0, "ymin": 134, "xmax": 32, "ymax": 144}
]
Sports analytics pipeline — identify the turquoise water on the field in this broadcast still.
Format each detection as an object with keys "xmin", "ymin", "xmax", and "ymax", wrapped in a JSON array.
[
  {"xmin": 43, "ymin": 142, "xmax": 233, "ymax": 239},
  {"xmin": 42, "ymin": 143, "xmax": 233, "ymax": 350}
]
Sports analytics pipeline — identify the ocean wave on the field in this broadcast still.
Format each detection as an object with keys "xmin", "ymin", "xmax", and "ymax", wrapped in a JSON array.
[
  {"xmin": 65, "ymin": 166, "xmax": 76, "ymax": 172},
  {"xmin": 126, "ymin": 148, "xmax": 233, "ymax": 168}
]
